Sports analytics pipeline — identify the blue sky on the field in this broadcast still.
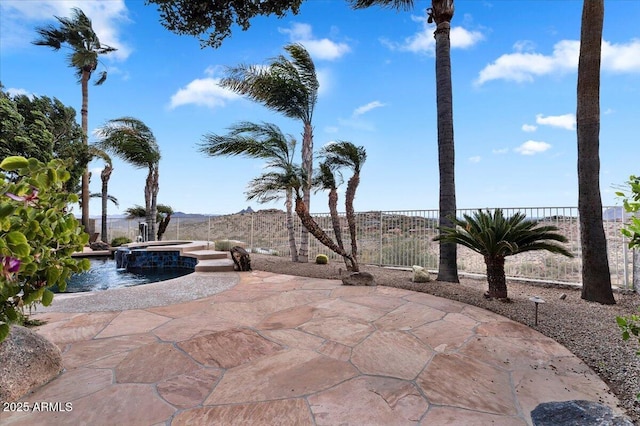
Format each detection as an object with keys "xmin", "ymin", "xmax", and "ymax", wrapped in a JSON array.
[{"xmin": 1, "ymin": 0, "xmax": 639, "ymax": 215}]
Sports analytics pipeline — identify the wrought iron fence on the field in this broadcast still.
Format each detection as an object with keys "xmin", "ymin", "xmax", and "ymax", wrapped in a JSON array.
[{"xmin": 97, "ymin": 206, "xmax": 635, "ymax": 289}]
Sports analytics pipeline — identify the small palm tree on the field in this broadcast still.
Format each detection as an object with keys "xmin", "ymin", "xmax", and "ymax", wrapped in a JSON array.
[
  {"xmin": 434, "ymin": 209, "xmax": 573, "ymax": 300},
  {"xmin": 199, "ymin": 122, "xmax": 300, "ymax": 262},
  {"xmin": 96, "ymin": 117, "xmax": 161, "ymax": 241},
  {"xmin": 125, "ymin": 204, "xmax": 174, "ymax": 241},
  {"xmin": 33, "ymin": 7, "xmax": 117, "ymax": 231},
  {"xmin": 88, "ymin": 146, "xmax": 115, "ymax": 243},
  {"xmin": 313, "ymin": 162, "xmax": 348, "ymax": 268},
  {"xmin": 320, "ymin": 141, "xmax": 367, "ymax": 270},
  {"xmin": 221, "ymin": 43, "xmax": 318, "ymax": 262}
]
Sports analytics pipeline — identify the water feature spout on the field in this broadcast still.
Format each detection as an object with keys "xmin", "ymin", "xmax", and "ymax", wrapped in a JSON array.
[{"xmin": 115, "ymin": 247, "xmax": 131, "ymax": 270}]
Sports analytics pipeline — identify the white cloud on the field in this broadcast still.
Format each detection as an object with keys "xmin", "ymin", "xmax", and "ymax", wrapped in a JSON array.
[
  {"xmin": 492, "ymin": 148, "xmax": 509, "ymax": 154},
  {"xmin": 601, "ymin": 39, "xmax": 640, "ymax": 72},
  {"xmin": 536, "ymin": 113, "xmax": 576, "ymax": 130},
  {"xmin": 521, "ymin": 124, "xmax": 537, "ymax": 132},
  {"xmin": 476, "ymin": 38, "xmax": 640, "ymax": 85},
  {"xmin": 382, "ymin": 15, "xmax": 484, "ymax": 55},
  {"xmin": 324, "ymin": 126, "xmax": 339, "ymax": 134},
  {"xmin": 0, "ymin": 0, "xmax": 132, "ymax": 61},
  {"xmin": 279, "ymin": 23, "xmax": 350, "ymax": 61},
  {"xmin": 353, "ymin": 101, "xmax": 386, "ymax": 116},
  {"xmin": 169, "ymin": 74, "xmax": 241, "ymax": 109},
  {"xmin": 5, "ymin": 88, "xmax": 34, "ymax": 98},
  {"xmin": 515, "ymin": 140, "xmax": 551, "ymax": 155},
  {"xmin": 469, "ymin": 156, "xmax": 482, "ymax": 163}
]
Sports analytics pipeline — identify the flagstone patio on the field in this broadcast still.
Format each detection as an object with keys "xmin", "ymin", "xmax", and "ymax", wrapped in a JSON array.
[{"xmin": 2, "ymin": 270, "xmax": 623, "ymax": 425}]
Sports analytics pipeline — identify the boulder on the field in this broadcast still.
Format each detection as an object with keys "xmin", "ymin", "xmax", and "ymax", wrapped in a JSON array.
[
  {"xmin": 230, "ymin": 246, "xmax": 252, "ymax": 271},
  {"xmin": 531, "ymin": 400, "xmax": 634, "ymax": 426},
  {"xmin": 90, "ymin": 241, "xmax": 110, "ymax": 251},
  {"xmin": 342, "ymin": 272, "xmax": 376, "ymax": 286},
  {"xmin": 412, "ymin": 265, "xmax": 430, "ymax": 283},
  {"xmin": 0, "ymin": 325, "xmax": 63, "ymax": 402}
]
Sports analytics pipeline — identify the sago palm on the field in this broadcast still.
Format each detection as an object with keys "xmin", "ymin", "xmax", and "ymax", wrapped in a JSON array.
[
  {"xmin": 220, "ymin": 43, "xmax": 318, "ymax": 262},
  {"xmin": 96, "ymin": 117, "xmax": 161, "ymax": 241},
  {"xmin": 320, "ymin": 141, "xmax": 367, "ymax": 271},
  {"xmin": 33, "ymin": 7, "xmax": 117, "ymax": 231},
  {"xmin": 434, "ymin": 209, "xmax": 573, "ymax": 300},
  {"xmin": 199, "ymin": 122, "xmax": 300, "ymax": 262}
]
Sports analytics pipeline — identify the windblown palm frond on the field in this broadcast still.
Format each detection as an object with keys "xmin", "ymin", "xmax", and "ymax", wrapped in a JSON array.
[
  {"xmin": 320, "ymin": 141, "xmax": 367, "ymax": 174},
  {"xmin": 200, "ymin": 121, "xmax": 295, "ymax": 168},
  {"xmin": 33, "ymin": 7, "xmax": 116, "ymax": 84},
  {"xmin": 220, "ymin": 43, "xmax": 318, "ymax": 124},
  {"xmin": 89, "ymin": 192, "xmax": 118, "ymax": 207},
  {"xmin": 349, "ymin": 0, "xmax": 415, "ymax": 11},
  {"xmin": 96, "ymin": 117, "xmax": 161, "ymax": 167}
]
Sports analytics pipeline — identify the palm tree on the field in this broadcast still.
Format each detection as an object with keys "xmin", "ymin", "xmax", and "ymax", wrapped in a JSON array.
[
  {"xmin": 156, "ymin": 204, "xmax": 174, "ymax": 241},
  {"xmin": 576, "ymin": 0, "xmax": 615, "ymax": 304},
  {"xmin": 434, "ymin": 209, "xmax": 573, "ymax": 300},
  {"xmin": 320, "ymin": 141, "xmax": 367, "ymax": 270},
  {"xmin": 199, "ymin": 122, "xmax": 300, "ymax": 262},
  {"xmin": 350, "ymin": 0, "xmax": 458, "ymax": 282},
  {"xmin": 293, "ymin": 184, "xmax": 358, "ymax": 271},
  {"xmin": 88, "ymin": 146, "xmax": 115, "ymax": 243},
  {"xmin": 313, "ymin": 162, "xmax": 348, "ymax": 268},
  {"xmin": 33, "ymin": 7, "xmax": 117, "ymax": 232},
  {"xmin": 125, "ymin": 204, "xmax": 174, "ymax": 241},
  {"xmin": 220, "ymin": 43, "xmax": 318, "ymax": 263},
  {"xmin": 96, "ymin": 117, "xmax": 161, "ymax": 241}
]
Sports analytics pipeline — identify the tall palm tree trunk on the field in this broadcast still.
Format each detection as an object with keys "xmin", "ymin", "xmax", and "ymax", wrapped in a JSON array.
[
  {"xmin": 485, "ymin": 256, "xmax": 507, "ymax": 299},
  {"xmin": 144, "ymin": 168, "xmax": 154, "ymax": 241},
  {"xmin": 328, "ymin": 188, "xmax": 349, "ymax": 269},
  {"xmin": 577, "ymin": 0, "xmax": 614, "ymax": 304},
  {"xmin": 345, "ymin": 173, "xmax": 360, "ymax": 267},
  {"xmin": 285, "ymin": 188, "xmax": 299, "ymax": 262},
  {"xmin": 295, "ymin": 195, "xmax": 357, "ymax": 271},
  {"xmin": 298, "ymin": 122, "xmax": 314, "ymax": 263},
  {"xmin": 100, "ymin": 164, "xmax": 112, "ymax": 243},
  {"xmin": 147, "ymin": 166, "xmax": 159, "ymax": 242},
  {"xmin": 81, "ymin": 70, "xmax": 91, "ymax": 233},
  {"xmin": 434, "ymin": 10, "xmax": 459, "ymax": 283}
]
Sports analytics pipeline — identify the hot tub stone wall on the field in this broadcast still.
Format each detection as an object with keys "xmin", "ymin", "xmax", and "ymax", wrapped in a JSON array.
[{"xmin": 126, "ymin": 250, "xmax": 197, "ymax": 271}]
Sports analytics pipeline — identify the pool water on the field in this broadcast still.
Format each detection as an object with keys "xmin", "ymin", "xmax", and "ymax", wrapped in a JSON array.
[{"xmin": 54, "ymin": 258, "xmax": 193, "ymax": 293}]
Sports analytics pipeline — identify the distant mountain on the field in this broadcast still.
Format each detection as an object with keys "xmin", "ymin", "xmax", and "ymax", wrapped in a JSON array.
[
  {"xmin": 603, "ymin": 206, "xmax": 632, "ymax": 221},
  {"xmin": 172, "ymin": 211, "xmax": 214, "ymax": 218},
  {"xmin": 237, "ymin": 206, "xmax": 254, "ymax": 214}
]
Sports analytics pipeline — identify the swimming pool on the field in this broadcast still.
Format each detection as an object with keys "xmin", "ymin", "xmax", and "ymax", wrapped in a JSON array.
[{"xmin": 55, "ymin": 258, "xmax": 193, "ymax": 293}]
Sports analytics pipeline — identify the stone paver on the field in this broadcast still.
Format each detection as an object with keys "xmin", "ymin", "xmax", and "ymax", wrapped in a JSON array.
[{"xmin": 3, "ymin": 270, "xmax": 625, "ymax": 425}]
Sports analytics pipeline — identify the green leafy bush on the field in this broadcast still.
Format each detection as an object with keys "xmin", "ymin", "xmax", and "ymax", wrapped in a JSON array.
[
  {"xmin": 315, "ymin": 254, "xmax": 328, "ymax": 264},
  {"xmin": 0, "ymin": 156, "xmax": 89, "ymax": 342},
  {"xmin": 111, "ymin": 236, "xmax": 132, "ymax": 247},
  {"xmin": 616, "ymin": 175, "xmax": 640, "ymax": 398}
]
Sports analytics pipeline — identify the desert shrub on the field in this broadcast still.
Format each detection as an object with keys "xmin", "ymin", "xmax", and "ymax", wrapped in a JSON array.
[
  {"xmin": 111, "ymin": 236, "xmax": 132, "ymax": 247},
  {"xmin": 316, "ymin": 254, "xmax": 328, "ymax": 264},
  {"xmin": 0, "ymin": 156, "xmax": 90, "ymax": 342},
  {"xmin": 215, "ymin": 240, "xmax": 232, "ymax": 251}
]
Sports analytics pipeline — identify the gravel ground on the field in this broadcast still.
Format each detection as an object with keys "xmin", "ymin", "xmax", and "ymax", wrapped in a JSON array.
[{"xmin": 251, "ymin": 254, "xmax": 640, "ymax": 423}]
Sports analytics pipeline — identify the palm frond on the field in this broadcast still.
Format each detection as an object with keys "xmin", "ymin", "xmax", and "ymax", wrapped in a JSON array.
[
  {"xmin": 219, "ymin": 44, "xmax": 318, "ymax": 124},
  {"xmin": 435, "ymin": 209, "xmax": 573, "ymax": 258},
  {"xmin": 96, "ymin": 116, "xmax": 160, "ymax": 168},
  {"xmin": 349, "ymin": 0, "xmax": 415, "ymax": 11},
  {"xmin": 320, "ymin": 141, "xmax": 367, "ymax": 173}
]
